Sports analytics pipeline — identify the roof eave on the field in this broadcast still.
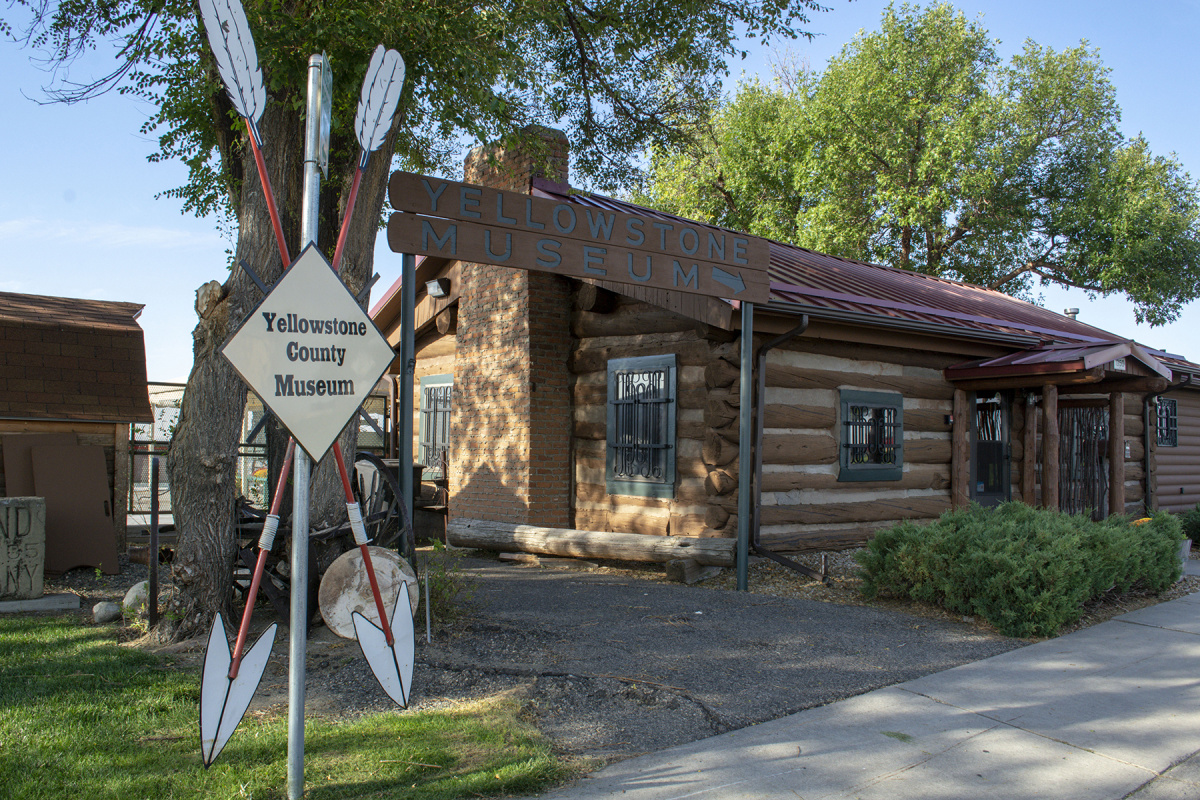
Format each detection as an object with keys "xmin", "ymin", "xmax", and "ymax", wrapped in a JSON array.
[{"xmin": 767, "ymin": 300, "xmax": 1043, "ymax": 348}]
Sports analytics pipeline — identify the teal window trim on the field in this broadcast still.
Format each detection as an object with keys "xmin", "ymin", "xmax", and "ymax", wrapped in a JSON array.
[
  {"xmin": 418, "ymin": 373, "xmax": 453, "ymax": 479},
  {"xmin": 606, "ymin": 354, "xmax": 676, "ymax": 498},
  {"xmin": 838, "ymin": 388, "xmax": 903, "ymax": 482}
]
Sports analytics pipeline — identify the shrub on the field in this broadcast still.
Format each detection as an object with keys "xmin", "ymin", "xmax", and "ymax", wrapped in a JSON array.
[
  {"xmin": 857, "ymin": 503, "xmax": 1184, "ymax": 638},
  {"xmin": 1179, "ymin": 502, "xmax": 1200, "ymax": 542}
]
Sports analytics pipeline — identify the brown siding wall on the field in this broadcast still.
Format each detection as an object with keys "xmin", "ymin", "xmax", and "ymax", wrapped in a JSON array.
[{"xmin": 1156, "ymin": 388, "xmax": 1200, "ymax": 513}]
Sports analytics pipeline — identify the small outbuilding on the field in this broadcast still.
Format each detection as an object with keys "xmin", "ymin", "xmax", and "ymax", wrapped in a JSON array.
[{"xmin": 0, "ymin": 291, "xmax": 153, "ymax": 573}]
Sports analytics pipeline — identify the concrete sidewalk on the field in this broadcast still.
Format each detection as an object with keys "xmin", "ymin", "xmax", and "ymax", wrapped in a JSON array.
[{"xmin": 531, "ymin": 588, "xmax": 1200, "ymax": 800}]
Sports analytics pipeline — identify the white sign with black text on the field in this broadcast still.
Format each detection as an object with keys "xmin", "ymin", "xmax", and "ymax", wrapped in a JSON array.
[{"xmin": 222, "ymin": 245, "xmax": 396, "ymax": 460}]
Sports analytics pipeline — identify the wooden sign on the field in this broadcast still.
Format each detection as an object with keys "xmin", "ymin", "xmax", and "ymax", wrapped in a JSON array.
[{"xmin": 387, "ymin": 171, "xmax": 771, "ymax": 303}]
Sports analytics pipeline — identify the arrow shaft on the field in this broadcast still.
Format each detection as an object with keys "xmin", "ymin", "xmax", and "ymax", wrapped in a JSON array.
[
  {"xmin": 332, "ymin": 440, "xmax": 395, "ymax": 646},
  {"xmin": 230, "ymin": 438, "xmax": 296, "ymax": 677},
  {"xmin": 247, "ymin": 130, "xmax": 293, "ymax": 269},
  {"xmin": 332, "ymin": 165, "xmax": 365, "ymax": 272}
]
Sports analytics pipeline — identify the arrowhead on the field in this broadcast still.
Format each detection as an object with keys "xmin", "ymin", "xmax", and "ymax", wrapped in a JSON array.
[{"xmin": 712, "ymin": 266, "xmax": 746, "ymax": 295}]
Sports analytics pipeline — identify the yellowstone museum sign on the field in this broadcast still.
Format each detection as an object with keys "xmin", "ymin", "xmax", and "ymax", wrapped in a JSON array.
[{"xmin": 386, "ymin": 171, "xmax": 771, "ymax": 304}]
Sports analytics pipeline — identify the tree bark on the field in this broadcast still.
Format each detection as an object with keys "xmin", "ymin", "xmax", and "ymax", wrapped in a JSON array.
[{"xmin": 157, "ymin": 96, "xmax": 402, "ymax": 643}]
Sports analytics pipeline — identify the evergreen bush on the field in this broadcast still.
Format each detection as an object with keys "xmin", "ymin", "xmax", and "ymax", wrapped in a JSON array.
[
  {"xmin": 857, "ymin": 503, "xmax": 1183, "ymax": 638},
  {"xmin": 1179, "ymin": 503, "xmax": 1200, "ymax": 542}
]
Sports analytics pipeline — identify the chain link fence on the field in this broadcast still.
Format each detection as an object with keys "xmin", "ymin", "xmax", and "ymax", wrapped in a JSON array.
[{"xmin": 128, "ymin": 381, "xmax": 391, "ymax": 531}]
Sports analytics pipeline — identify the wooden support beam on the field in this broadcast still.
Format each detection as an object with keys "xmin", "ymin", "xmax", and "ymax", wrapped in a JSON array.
[
  {"xmin": 447, "ymin": 518, "xmax": 735, "ymax": 566},
  {"xmin": 1022, "ymin": 393, "xmax": 1037, "ymax": 504},
  {"xmin": 434, "ymin": 305, "xmax": 457, "ymax": 335},
  {"xmin": 1043, "ymin": 384, "xmax": 1059, "ymax": 510},
  {"xmin": 1110, "ymin": 391, "xmax": 1125, "ymax": 516},
  {"xmin": 112, "ymin": 423, "xmax": 130, "ymax": 551},
  {"xmin": 665, "ymin": 558, "xmax": 723, "ymax": 584},
  {"xmin": 1060, "ymin": 376, "xmax": 1170, "ymax": 395},
  {"xmin": 576, "ymin": 282, "xmax": 620, "ymax": 314},
  {"xmin": 951, "ymin": 367, "xmax": 1105, "ymax": 392},
  {"xmin": 952, "ymin": 389, "xmax": 969, "ymax": 509}
]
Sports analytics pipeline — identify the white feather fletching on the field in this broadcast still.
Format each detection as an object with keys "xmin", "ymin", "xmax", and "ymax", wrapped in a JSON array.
[
  {"xmin": 355, "ymin": 46, "xmax": 406, "ymax": 158},
  {"xmin": 198, "ymin": 0, "xmax": 266, "ymax": 136}
]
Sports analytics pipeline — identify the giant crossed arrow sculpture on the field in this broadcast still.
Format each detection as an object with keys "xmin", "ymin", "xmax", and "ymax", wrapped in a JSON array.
[{"xmin": 196, "ymin": 0, "xmax": 412, "ymax": 767}]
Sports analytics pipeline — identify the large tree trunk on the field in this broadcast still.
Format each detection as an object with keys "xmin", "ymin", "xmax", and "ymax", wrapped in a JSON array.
[{"xmin": 157, "ymin": 96, "xmax": 400, "ymax": 643}]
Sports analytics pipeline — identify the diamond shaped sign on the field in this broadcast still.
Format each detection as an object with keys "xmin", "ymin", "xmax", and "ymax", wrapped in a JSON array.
[{"xmin": 222, "ymin": 244, "xmax": 396, "ymax": 460}]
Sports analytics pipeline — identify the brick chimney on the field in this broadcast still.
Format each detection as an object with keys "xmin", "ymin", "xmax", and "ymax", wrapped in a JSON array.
[{"xmin": 451, "ymin": 127, "xmax": 573, "ymax": 527}]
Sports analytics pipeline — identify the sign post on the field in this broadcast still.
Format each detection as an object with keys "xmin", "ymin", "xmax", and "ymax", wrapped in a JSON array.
[
  {"xmin": 195, "ymin": 0, "xmax": 412, "ymax": 791},
  {"xmin": 737, "ymin": 302, "xmax": 754, "ymax": 591}
]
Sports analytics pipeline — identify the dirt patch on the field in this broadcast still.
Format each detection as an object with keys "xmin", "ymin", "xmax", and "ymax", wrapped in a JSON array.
[{"xmin": 37, "ymin": 548, "xmax": 1200, "ymax": 764}]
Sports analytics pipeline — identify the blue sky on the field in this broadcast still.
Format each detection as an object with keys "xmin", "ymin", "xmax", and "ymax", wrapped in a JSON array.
[{"xmin": 1, "ymin": 0, "xmax": 1197, "ymax": 381}]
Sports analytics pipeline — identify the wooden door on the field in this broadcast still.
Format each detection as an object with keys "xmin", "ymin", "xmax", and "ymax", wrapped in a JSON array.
[{"xmin": 32, "ymin": 445, "xmax": 119, "ymax": 574}]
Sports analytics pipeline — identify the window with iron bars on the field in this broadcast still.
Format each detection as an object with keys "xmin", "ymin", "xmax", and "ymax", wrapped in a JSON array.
[
  {"xmin": 838, "ymin": 389, "xmax": 903, "ymax": 481},
  {"xmin": 606, "ymin": 354, "xmax": 676, "ymax": 498},
  {"xmin": 1157, "ymin": 397, "xmax": 1178, "ymax": 447},
  {"xmin": 419, "ymin": 374, "xmax": 453, "ymax": 478}
]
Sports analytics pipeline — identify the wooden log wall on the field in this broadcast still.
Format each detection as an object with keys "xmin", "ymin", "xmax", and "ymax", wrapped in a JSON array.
[
  {"xmin": 1153, "ymin": 389, "xmax": 1195, "ymax": 512},
  {"xmin": 1121, "ymin": 393, "xmax": 1148, "ymax": 517},
  {"xmin": 756, "ymin": 342, "xmax": 961, "ymax": 552},
  {"xmin": 1156, "ymin": 388, "xmax": 1200, "ymax": 513},
  {"xmin": 572, "ymin": 293, "xmax": 734, "ymax": 539}
]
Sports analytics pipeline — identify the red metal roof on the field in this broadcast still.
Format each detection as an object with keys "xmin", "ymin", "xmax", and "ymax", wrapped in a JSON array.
[
  {"xmin": 944, "ymin": 341, "xmax": 1173, "ymax": 382},
  {"xmin": 530, "ymin": 179, "xmax": 1128, "ymax": 345},
  {"xmin": 375, "ymin": 174, "xmax": 1200, "ymax": 380},
  {"xmin": 530, "ymin": 178, "xmax": 1122, "ymax": 346}
]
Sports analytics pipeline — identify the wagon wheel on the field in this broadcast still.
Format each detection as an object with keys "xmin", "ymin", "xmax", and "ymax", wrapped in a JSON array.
[{"xmin": 352, "ymin": 451, "xmax": 417, "ymax": 569}]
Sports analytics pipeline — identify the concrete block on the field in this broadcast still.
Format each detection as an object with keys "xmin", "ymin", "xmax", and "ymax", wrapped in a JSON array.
[{"xmin": 0, "ymin": 497, "xmax": 46, "ymax": 600}]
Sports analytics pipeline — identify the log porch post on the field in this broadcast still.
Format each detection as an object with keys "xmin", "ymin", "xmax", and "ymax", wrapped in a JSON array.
[
  {"xmin": 1042, "ymin": 384, "xmax": 1059, "ymax": 510},
  {"xmin": 1109, "ymin": 392, "xmax": 1125, "ymax": 516},
  {"xmin": 1022, "ymin": 392, "xmax": 1038, "ymax": 504},
  {"xmin": 951, "ymin": 389, "xmax": 970, "ymax": 508}
]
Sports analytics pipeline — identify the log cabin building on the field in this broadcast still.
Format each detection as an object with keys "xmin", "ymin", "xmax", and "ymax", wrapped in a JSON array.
[{"xmin": 372, "ymin": 129, "xmax": 1200, "ymax": 554}]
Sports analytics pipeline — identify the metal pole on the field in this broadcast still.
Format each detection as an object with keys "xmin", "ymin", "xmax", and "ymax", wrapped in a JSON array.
[
  {"xmin": 399, "ymin": 253, "xmax": 416, "ymax": 531},
  {"xmin": 288, "ymin": 52, "xmax": 326, "ymax": 800},
  {"xmin": 736, "ymin": 302, "xmax": 754, "ymax": 591}
]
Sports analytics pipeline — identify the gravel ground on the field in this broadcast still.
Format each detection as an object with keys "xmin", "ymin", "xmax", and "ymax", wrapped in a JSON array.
[{"xmin": 39, "ymin": 547, "xmax": 1200, "ymax": 765}]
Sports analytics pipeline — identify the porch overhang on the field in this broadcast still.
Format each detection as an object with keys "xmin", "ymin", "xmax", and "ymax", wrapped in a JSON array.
[{"xmin": 944, "ymin": 340, "xmax": 1173, "ymax": 393}]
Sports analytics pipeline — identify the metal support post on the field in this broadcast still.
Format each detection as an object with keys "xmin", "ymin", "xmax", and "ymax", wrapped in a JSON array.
[
  {"xmin": 399, "ymin": 252, "xmax": 416, "ymax": 528},
  {"xmin": 736, "ymin": 302, "xmax": 754, "ymax": 591},
  {"xmin": 288, "ymin": 52, "xmax": 326, "ymax": 800}
]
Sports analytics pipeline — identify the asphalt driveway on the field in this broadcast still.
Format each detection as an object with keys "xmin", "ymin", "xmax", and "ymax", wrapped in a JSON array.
[{"xmin": 384, "ymin": 554, "xmax": 1023, "ymax": 760}]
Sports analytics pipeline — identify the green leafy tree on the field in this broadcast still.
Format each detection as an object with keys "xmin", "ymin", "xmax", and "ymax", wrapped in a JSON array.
[
  {"xmin": 639, "ymin": 2, "xmax": 1200, "ymax": 325},
  {"xmin": 4, "ymin": 0, "xmax": 827, "ymax": 640}
]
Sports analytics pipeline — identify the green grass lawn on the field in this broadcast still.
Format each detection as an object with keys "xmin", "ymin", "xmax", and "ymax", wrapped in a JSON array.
[{"xmin": 0, "ymin": 616, "xmax": 566, "ymax": 799}]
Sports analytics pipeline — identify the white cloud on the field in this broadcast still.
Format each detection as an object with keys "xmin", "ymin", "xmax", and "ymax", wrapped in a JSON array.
[{"xmin": 0, "ymin": 216, "xmax": 220, "ymax": 250}]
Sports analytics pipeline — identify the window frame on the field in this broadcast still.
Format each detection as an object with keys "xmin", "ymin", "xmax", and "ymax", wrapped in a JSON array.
[
  {"xmin": 606, "ymin": 354, "xmax": 677, "ymax": 498},
  {"xmin": 1157, "ymin": 396, "xmax": 1178, "ymax": 448},
  {"xmin": 418, "ymin": 373, "xmax": 453, "ymax": 479},
  {"xmin": 838, "ymin": 389, "xmax": 904, "ymax": 482}
]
